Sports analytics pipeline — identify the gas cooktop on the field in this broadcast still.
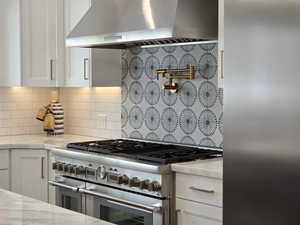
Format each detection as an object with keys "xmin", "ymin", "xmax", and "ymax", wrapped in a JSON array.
[{"xmin": 67, "ymin": 139, "xmax": 222, "ymax": 165}]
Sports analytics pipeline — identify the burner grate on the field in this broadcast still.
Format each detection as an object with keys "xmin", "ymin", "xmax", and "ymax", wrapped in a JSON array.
[
  {"xmin": 135, "ymin": 148, "xmax": 222, "ymax": 164},
  {"xmin": 67, "ymin": 139, "xmax": 222, "ymax": 165}
]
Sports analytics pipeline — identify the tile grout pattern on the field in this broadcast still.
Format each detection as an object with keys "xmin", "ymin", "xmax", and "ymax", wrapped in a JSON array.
[
  {"xmin": 122, "ymin": 43, "xmax": 224, "ymax": 148},
  {"xmin": 60, "ymin": 87, "xmax": 121, "ymax": 139},
  {"xmin": 0, "ymin": 87, "xmax": 57, "ymax": 136},
  {"xmin": 0, "ymin": 44, "xmax": 223, "ymax": 148}
]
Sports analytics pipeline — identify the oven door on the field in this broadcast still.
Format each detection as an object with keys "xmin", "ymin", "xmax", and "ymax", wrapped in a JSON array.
[
  {"xmin": 96, "ymin": 198, "xmax": 153, "ymax": 225},
  {"xmin": 84, "ymin": 183, "xmax": 163, "ymax": 225},
  {"xmin": 48, "ymin": 177, "xmax": 85, "ymax": 214}
]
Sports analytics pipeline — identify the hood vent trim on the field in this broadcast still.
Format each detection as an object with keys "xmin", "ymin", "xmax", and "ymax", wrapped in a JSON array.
[{"xmin": 83, "ymin": 38, "xmax": 204, "ymax": 49}]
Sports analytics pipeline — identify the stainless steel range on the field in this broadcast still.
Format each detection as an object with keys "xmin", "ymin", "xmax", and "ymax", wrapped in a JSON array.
[{"xmin": 48, "ymin": 139, "xmax": 222, "ymax": 225}]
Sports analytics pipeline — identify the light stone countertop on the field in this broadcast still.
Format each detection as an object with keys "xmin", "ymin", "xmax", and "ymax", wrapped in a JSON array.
[
  {"xmin": 0, "ymin": 134, "xmax": 102, "ymax": 149},
  {"xmin": 0, "ymin": 189, "xmax": 114, "ymax": 225},
  {"xmin": 171, "ymin": 158, "xmax": 223, "ymax": 179}
]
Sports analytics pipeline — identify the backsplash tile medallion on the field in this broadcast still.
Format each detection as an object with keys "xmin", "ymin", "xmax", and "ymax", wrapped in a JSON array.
[{"xmin": 122, "ymin": 43, "xmax": 223, "ymax": 148}]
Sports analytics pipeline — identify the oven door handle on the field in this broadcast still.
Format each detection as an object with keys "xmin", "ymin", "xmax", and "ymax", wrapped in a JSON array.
[
  {"xmin": 48, "ymin": 180, "xmax": 80, "ymax": 193},
  {"xmin": 80, "ymin": 188, "xmax": 162, "ymax": 213}
]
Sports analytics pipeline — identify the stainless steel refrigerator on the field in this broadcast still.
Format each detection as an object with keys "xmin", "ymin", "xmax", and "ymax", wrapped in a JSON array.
[{"xmin": 224, "ymin": 0, "xmax": 300, "ymax": 224}]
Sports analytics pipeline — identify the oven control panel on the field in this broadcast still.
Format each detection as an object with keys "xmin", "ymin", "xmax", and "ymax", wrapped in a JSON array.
[{"xmin": 52, "ymin": 161, "xmax": 162, "ymax": 195}]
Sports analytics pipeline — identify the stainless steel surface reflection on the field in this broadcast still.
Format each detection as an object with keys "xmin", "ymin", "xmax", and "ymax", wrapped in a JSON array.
[
  {"xmin": 66, "ymin": 0, "xmax": 218, "ymax": 48},
  {"xmin": 224, "ymin": 0, "xmax": 300, "ymax": 224}
]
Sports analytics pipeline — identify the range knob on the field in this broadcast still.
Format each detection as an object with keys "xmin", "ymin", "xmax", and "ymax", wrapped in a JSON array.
[
  {"xmin": 118, "ymin": 175, "xmax": 129, "ymax": 185},
  {"xmin": 65, "ymin": 164, "xmax": 75, "ymax": 174},
  {"xmin": 129, "ymin": 177, "xmax": 141, "ymax": 187},
  {"xmin": 58, "ymin": 163, "xmax": 65, "ymax": 171},
  {"xmin": 63, "ymin": 164, "xmax": 71, "ymax": 172},
  {"xmin": 149, "ymin": 181, "xmax": 162, "ymax": 192},
  {"xmin": 140, "ymin": 179, "xmax": 151, "ymax": 190},
  {"xmin": 52, "ymin": 162, "xmax": 58, "ymax": 170},
  {"xmin": 98, "ymin": 166, "xmax": 107, "ymax": 179},
  {"xmin": 75, "ymin": 166, "xmax": 86, "ymax": 175}
]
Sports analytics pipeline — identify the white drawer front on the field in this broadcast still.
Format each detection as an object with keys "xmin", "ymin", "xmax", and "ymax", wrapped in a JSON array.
[
  {"xmin": 176, "ymin": 173, "xmax": 222, "ymax": 207},
  {"xmin": 0, "ymin": 150, "xmax": 9, "ymax": 170},
  {"xmin": 176, "ymin": 198, "xmax": 222, "ymax": 225}
]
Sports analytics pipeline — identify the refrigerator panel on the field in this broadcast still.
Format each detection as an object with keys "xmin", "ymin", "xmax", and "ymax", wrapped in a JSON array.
[{"xmin": 224, "ymin": 0, "xmax": 300, "ymax": 225}]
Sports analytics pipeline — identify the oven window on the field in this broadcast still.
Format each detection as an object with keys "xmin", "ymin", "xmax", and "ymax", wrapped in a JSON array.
[
  {"xmin": 61, "ymin": 194, "xmax": 80, "ymax": 212},
  {"xmin": 100, "ymin": 205, "xmax": 145, "ymax": 225}
]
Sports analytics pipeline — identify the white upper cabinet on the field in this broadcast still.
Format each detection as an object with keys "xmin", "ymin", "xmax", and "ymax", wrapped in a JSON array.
[
  {"xmin": 0, "ymin": 0, "xmax": 22, "ymax": 87},
  {"xmin": 0, "ymin": 0, "xmax": 123, "ymax": 87},
  {"xmin": 64, "ymin": 0, "xmax": 91, "ymax": 87},
  {"xmin": 64, "ymin": 0, "xmax": 121, "ymax": 87},
  {"xmin": 21, "ymin": 0, "xmax": 64, "ymax": 87},
  {"xmin": 218, "ymin": 0, "xmax": 224, "ymax": 88}
]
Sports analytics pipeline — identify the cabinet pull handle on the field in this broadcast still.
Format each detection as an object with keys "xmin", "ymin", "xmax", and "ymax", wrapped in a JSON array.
[
  {"xmin": 41, "ymin": 157, "xmax": 45, "ymax": 179},
  {"xmin": 190, "ymin": 186, "xmax": 215, "ymax": 194},
  {"xmin": 221, "ymin": 50, "xmax": 224, "ymax": 79},
  {"xmin": 84, "ymin": 58, "xmax": 89, "ymax": 80},
  {"xmin": 50, "ymin": 59, "xmax": 54, "ymax": 80}
]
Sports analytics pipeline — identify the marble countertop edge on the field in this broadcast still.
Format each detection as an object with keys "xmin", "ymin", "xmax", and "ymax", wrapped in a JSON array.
[
  {"xmin": 0, "ymin": 189, "xmax": 114, "ymax": 225},
  {"xmin": 0, "ymin": 134, "xmax": 102, "ymax": 150}
]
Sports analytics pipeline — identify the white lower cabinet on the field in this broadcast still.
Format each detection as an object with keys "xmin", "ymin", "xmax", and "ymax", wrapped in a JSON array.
[
  {"xmin": 0, "ymin": 150, "xmax": 10, "ymax": 190},
  {"xmin": 176, "ymin": 173, "xmax": 223, "ymax": 225},
  {"xmin": 176, "ymin": 198, "xmax": 222, "ymax": 225},
  {"xmin": 11, "ymin": 150, "xmax": 48, "ymax": 202},
  {"xmin": 0, "ymin": 170, "xmax": 9, "ymax": 190},
  {"xmin": 0, "ymin": 150, "xmax": 9, "ymax": 170}
]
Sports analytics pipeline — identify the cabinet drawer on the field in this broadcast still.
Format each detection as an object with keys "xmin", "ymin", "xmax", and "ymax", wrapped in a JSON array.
[
  {"xmin": 176, "ymin": 173, "xmax": 222, "ymax": 207},
  {"xmin": 0, "ymin": 170, "xmax": 9, "ymax": 190},
  {"xmin": 0, "ymin": 150, "xmax": 9, "ymax": 169},
  {"xmin": 176, "ymin": 198, "xmax": 222, "ymax": 225}
]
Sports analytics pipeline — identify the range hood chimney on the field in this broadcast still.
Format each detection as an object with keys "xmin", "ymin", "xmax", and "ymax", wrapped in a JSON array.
[{"xmin": 66, "ymin": 0, "xmax": 218, "ymax": 49}]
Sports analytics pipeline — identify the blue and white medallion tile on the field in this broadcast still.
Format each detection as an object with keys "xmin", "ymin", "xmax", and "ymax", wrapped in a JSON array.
[{"xmin": 122, "ymin": 43, "xmax": 223, "ymax": 148}]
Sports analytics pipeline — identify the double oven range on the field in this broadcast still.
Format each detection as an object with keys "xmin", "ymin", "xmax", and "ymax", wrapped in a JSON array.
[{"xmin": 49, "ymin": 139, "xmax": 222, "ymax": 225}]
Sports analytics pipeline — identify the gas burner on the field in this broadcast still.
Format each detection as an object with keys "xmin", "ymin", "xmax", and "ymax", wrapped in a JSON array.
[{"xmin": 67, "ymin": 139, "xmax": 222, "ymax": 165}]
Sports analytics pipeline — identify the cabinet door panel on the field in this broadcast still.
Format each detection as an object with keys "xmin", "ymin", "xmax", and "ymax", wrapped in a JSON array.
[
  {"xmin": 22, "ymin": 0, "xmax": 58, "ymax": 86},
  {"xmin": 0, "ymin": 170, "xmax": 9, "ymax": 190},
  {"xmin": 0, "ymin": 150, "xmax": 9, "ymax": 170},
  {"xmin": 0, "ymin": 0, "xmax": 21, "ymax": 86},
  {"xmin": 178, "ymin": 212, "xmax": 221, "ymax": 225},
  {"xmin": 11, "ymin": 150, "xmax": 48, "ymax": 202},
  {"xmin": 64, "ymin": 0, "xmax": 91, "ymax": 87},
  {"xmin": 176, "ymin": 198, "xmax": 222, "ymax": 225}
]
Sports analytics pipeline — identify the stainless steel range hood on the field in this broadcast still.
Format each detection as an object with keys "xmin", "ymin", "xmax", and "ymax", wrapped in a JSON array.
[{"xmin": 66, "ymin": 0, "xmax": 218, "ymax": 49}]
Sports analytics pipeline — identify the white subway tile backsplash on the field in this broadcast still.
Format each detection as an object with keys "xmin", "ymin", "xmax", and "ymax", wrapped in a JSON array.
[
  {"xmin": 60, "ymin": 87, "xmax": 121, "ymax": 139},
  {"xmin": 0, "ymin": 86, "xmax": 120, "ymax": 138},
  {"xmin": 0, "ymin": 87, "xmax": 56, "ymax": 136}
]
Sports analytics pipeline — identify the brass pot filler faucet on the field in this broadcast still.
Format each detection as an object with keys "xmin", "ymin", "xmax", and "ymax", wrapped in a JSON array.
[{"xmin": 156, "ymin": 65, "xmax": 196, "ymax": 93}]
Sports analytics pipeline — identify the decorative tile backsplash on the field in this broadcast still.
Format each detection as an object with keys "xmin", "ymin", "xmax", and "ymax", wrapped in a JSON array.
[{"xmin": 122, "ymin": 43, "xmax": 223, "ymax": 148}]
